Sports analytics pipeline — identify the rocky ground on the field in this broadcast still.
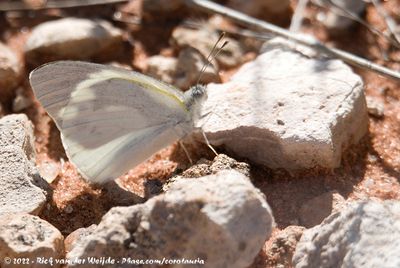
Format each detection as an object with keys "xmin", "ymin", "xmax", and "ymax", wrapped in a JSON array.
[{"xmin": 0, "ymin": 0, "xmax": 399, "ymax": 267}]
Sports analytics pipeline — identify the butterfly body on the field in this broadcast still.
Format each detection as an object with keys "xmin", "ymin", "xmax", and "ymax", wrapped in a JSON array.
[{"xmin": 30, "ymin": 61, "xmax": 207, "ymax": 184}]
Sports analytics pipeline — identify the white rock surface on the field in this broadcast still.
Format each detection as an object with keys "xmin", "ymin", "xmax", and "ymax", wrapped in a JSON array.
[
  {"xmin": 0, "ymin": 213, "xmax": 63, "ymax": 268},
  {"xmin": 293, "ymin": 200, "xmax": 400, "ymax": 268},
  {"xmin": 25, "ymin": 18, "xmax": 123, "ymax": 65},
  {"xmin": 0, "ymin": 114, "xmax": 48, "ymax": 215},
  {"xmin": 199, "ymin": 38, "xmax": 368, "ymax": 170},
  {"xmin": 0, "ymin": 42, "xmax": 22, "ymax": 100},
  {"xmin": 67, "ymin": 170, "xmax": 274, "ymax": 268}
]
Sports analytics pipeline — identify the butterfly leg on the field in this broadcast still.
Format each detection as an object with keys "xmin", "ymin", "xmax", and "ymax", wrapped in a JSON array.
[
  {"xmin": 179, "ymin": 140, "xmax": 193, "ymax": 165},
  {"xmin": 201, "ymin": 130, "xmax": 218, "ymax": 156}
]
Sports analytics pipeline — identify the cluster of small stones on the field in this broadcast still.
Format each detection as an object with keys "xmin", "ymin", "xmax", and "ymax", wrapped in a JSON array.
[{"xmin": 0, "ymin": 0, "xmax": 398, "ymax": 267}]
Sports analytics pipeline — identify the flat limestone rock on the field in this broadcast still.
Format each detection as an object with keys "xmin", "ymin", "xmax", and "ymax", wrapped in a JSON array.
[
  {"xmin": 293, "ymin": 200, "xmax": 400, "ymax": 268},
  {"xmin": 200, "ymin": 38, "xmax": 368, "ymax": 170},
  {"xmin": 0, "ymin": 114, "xmax": 48, "ymax": 215},
  {"xmin": 67, "ymin": 170, "xmax": 274, "ymax": 268}
]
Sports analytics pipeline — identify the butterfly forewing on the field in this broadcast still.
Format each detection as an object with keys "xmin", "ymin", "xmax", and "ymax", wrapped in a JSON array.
[{"xmin": 30, "ymin": 61, "xmax": 193, "ymax": 183}]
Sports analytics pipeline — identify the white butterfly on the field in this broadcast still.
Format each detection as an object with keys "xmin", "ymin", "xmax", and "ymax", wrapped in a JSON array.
[{"xmin": 29, "ymin": 61, "xmax": 207, "ymax": 184}]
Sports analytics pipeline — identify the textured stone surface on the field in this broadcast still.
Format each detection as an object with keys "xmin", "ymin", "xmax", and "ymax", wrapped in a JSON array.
[
  {"xmin": 0, "ymin": 114, "xmax": 48, "ymax": 215},
  {"xmin": 299, "ymin": 191, "xmax": 346, "ymax": 228},
  {"xmin": 293, "ymin": 200, "xmax": 400, "ymax": 268},
  {"xmin": 265, "ymin": 226, "xmax": 305, "ymax": 268},
  {"xmin": 172, "ymin": 153, "xmax": 250, "ymax": 181},
  {"xmin": 0, "ymin": 42, "xmax": 22, "ymax": 100},
  {"xmin": 0, "ymin": 213, "xmax": 64, "ymax": 268},
  {"xmin": 199, "ymin": 38, "xmax": 368, "ymax": 170},
  {"xmin": 25, "ymin": 18, "xmax": 124, "ymax": 65},
  {"xmin": 67, "ymin": 170, "xmax": 273, "ymax": 268}
]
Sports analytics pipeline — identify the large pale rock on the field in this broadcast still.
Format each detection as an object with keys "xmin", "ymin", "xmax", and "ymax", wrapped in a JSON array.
[
  {"xmin": 0, "ymin": 114, "xmax": 48, "ymax": 215},
  {"xmin": 67, "ymin": 170, "xmax": 274, "ymax": 268},
  {"xmin": 0, "ymin": 213, "xmax": 63, "ymax": 268},
  {"xmin": 0, "ymin": 42, "xmax": 22, "ymax": 100},
  {"xmin": 293, "ymin": 200, "xmax": 400, "ymax": 268},
  {"xmin": 25, "ymin": 18, "xmax": 124, "ymax": 65},
  {"xmin": 199, "ymin": 38, "xmax": 368, "ymax": 170}
]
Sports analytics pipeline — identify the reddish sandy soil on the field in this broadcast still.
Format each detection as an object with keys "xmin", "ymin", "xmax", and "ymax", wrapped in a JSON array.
[{"xmin": 1, "ymin": 0, "xmax": 399, "ymax": 267}]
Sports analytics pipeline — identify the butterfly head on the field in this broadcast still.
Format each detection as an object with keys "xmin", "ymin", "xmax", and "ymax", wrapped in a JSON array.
[{"xmin": 184, "ymin": 84, "xmax": 207, "ymax": 123}]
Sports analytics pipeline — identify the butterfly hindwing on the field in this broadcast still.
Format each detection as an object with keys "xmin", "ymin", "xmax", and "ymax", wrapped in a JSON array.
[{"xmin": 30, "ymin": 61, "xmax": 193, "ymax": 183}]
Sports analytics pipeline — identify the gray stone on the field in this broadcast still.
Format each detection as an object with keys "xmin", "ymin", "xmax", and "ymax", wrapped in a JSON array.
[
  {"xmin": 146, "ymin": 47, "xmax": 220, "ymax": 90},
  {"xmin": 25, "ymin": 18, "xmax": 124, "ymax": 65},
  {"xmin": 12, "ymin": 88, "xmax": 33, "ymax": 112},
  {"xmin": 199, "ymin": 38, "xmax": 368, "ymax": 171},
  {"xmin": 366, "ymin": 96, "xmax": 384, "ymax": 118},
  {"xmin": 175, "ymin": 153, "xmax": 250, "ymax": 180},
  {"xmin": 0, "ymin": 213, "xmax": 63, "ymax": 268},
  {"xmin": 175, "ymin": 46, "xmax": 220, "ymax": 90},
  {"xmin": 0, "ymin": 114, "xmax": 35, "ymax": 161},
  {"xmin": 0, "ymin": 42, "xmax": 22, "ymax": 100},
  {"xmin": 171, "ymin": 26, "xmax": 244, "ymax": 68},
  {"xmin": 146, "ymin": 55, "xmax": 177, "ymax": 85},
  {"xmin": 293, "ymin": 200, "xmax": 400, "ymax": 268},
  {"xmin": 299, "ymin": 191, "xmax": 346, "ymax": 228},
  {"xmin": 67, "ymin": 170, "xmax": 274, "ymax": 268},
  {"xmin": 0, "ymin": 114, "xmax": 48, "ymax": 215}
]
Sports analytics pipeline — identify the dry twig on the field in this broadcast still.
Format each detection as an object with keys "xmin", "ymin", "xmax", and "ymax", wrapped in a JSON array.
[{"xmin": 290, "ymin": 0, "xmax": 309, "ymax": 32}]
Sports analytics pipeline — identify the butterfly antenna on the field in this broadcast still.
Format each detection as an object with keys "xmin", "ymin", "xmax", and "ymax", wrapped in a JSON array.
[{"xmin": 196, "ymin": 32, "xmax": 229, "ymax": 85}]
